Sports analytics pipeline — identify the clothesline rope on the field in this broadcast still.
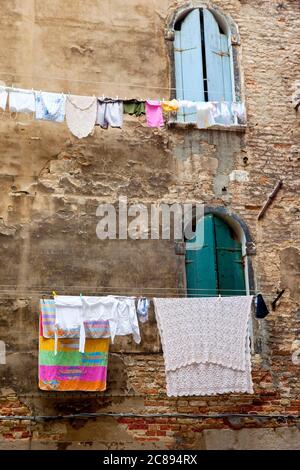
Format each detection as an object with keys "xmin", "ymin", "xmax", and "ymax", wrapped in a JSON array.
[
  {"xmin": 0, "ymin": 71, "xmax": 241, "ymax": 99},
  {"xmin": 0, "ymin": 285, "xmax": 259, "ymax": 292}
]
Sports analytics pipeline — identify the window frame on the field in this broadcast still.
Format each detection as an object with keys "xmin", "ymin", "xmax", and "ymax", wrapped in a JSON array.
[{"xmin": 165, "ymin": 4, "xmax": 245, "ymax": 129}]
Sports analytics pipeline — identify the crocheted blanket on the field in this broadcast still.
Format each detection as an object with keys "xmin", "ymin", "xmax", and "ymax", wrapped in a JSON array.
[{"xmin": 154, "ymin": 296, "xmax": 254, "ymax": 396}]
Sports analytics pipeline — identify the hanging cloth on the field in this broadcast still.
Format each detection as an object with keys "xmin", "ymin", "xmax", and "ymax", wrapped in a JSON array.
[
  {"xmin": 9, "ymin": 89, "xmax": 36, "ymax": 113},
  {"xmin": 123, "ymin": 99, "xmax": 145, "ymax": 116},
  {"xmin": 40, "ymin": 299, "xmax": 110, "ymax": 339},
  {"xmin": 161, "ymin": 99, "xmax": 180, "ymax": 113},
  {"xmin": 255, "ymin": 294, "xmax": 269, "ymax": 319},
  {"xmin": 115, "ymin": 298, "xmax": 141, "ymax": 343},
  {"xmin": 66, "ymin": 95, "xmax": 97, "ymax": 138},
  {"xmin": 0, "ymin": 87, "xmax": 8, "ymax": 111},
  {"xmin": 196, "ymin": 102, "xmax": 215, "ymax": 128},
  {"xmin": 232, "ymin": 102, "xmax": 246, "ymax": 123},
  {"xmin": 212, "ymin": 101, "xmax": 232, "ymax": 126},
  {"xmin": 39, "ymin": 311, "xmax": 109, "ymax": 392},
  {"xmin": 96, "ymin": 99, "xmax": 123, "ymax": 129},
  {"xmin": 145, "ymin": 100, "xmax": 164, "ymax": 127},
  {"xmin": 154, "ymin": 296, "xmax": 253, "ymax": 397},
  {"xmin": 35, "ymin": 91, "xmax": 66, "ymax": 122},
  {"xmin": 53, "ymin": 296, "xmax": 83, "ymax": 355},
  {"xmin": 137, "ymin": 298, "xmax": 150, "ymax": 323}
]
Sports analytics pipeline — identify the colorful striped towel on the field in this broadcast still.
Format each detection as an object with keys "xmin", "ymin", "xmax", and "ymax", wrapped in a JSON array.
[{"xmin": 39, "ymin": 317, "xmax": 109, "ymax": 391}]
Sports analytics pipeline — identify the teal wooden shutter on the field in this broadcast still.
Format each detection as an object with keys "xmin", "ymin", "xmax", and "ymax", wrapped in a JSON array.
[
  {"xmin": 203, "ymin": 9, "xmax": 233, "ymax": 104},
  {"xmin": 214, "ymin": 217, "xmax": 246, "ymax": 296},
  {"xmin": 185, "ymin": 214, "xmax": 218, "ymax": 297},
  {"xmin": 174, "ymin": 9, "xmax": 204, "ymax": 123},
  {"xmin": 185, "ymin": 215, "xmax": 246, "ymax": 297}
]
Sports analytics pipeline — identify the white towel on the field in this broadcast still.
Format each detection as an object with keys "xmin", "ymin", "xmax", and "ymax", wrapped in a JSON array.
[
  {"xmin": 154, "ymin": 296, "xmax": 253, "ymax": 397},
  {"xmin": 9, "ymin": 89, "xmax": 36, "ymax": 113}
]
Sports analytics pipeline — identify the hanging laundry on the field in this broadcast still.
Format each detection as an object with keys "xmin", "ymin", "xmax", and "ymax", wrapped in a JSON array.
[
  {"xmin": 154, "ymin": 296, "xmax": 253, "ymax": 397},
  {"xmin": 66, "ymin": 95, "xmax": 97, "ymax": 139},
  {"xmin": 255, "ymin": 294, "xmax": 269, "ymax": 319},
  {"xmin": 196, "ymin": 102, "xmax": 215, "ymax": 128},
  {"xmin": 137, "ymin": 298, "xmax": 150, "ymax": 323},
  {"xmin": 96, "ymin": 99, "xmax": 123, "ymax": 129},
  {"xmin": 145, "ymin": 100, "xmax": 164, "ymax": 127},
  {"xmin": 40, "ymin": 299, "xmax": 110, "ymax": 339},
  {"xmin": 212, "ymin": 101, "xmax": 233, "ymax": 126},
  {"xmin": 114, "ymin": 297, "xmax": 141, "ymax": 342},
  {"xmin": 0, "ymin": 87, "xmax": 8, "ymax": 111},
  {"xmin": 54, "ymin": 295, "xmax": 141, "ymax": 354},
  {"xmin": 80, "ymin": 296, "xmax": 120, "ymax": 352},
  {"xmin": 35, "ymin": 91, "xmax": 66, "ymax": 122},
  {"xmin": 232, "ymin": 102, "xmax": 246, "ymax": 123},
  {"xmin": 123, "ymin": 99, "xmax": 145, "ymax": 116},
  {"xmin": 82, "ymin": 296, "xmax": 141, "ymax": 349},
  {"xmin": 53, "ymin": 296, "xmax": 83, "ymax": 354},
  {"xmin": 39, "ymin": 312, "xmax": 109, "ymax": 392},
  {"xmin": 161, "ymin": 99, "xmax": 180, "ymax": 113},
  {"xmin": 9, "ymin": 89, "xmax": 36, "ymax": 113}
]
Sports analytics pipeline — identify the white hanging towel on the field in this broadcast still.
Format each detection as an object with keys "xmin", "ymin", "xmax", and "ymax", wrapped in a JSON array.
[
  {"xmin": 9, "ymin": 89, "xmax": 36, "ymax": 113},
  {"xmin": 196, "ymin": 102, "xmax": 215, "ymax": 128},
  {"xmin": 154, "ymin": 296, "xmax": 254, "ymax": 397},
  {"xmin": 66, "ymin": 95, "xmax": 97, "ymax": 138},
  {"xmin": 212, "ymin": 102, "xmax": 232, "ymax": 126},
  {"xmin": 0, "ymin": 87, "xmax": 8, "ymax": 110}
]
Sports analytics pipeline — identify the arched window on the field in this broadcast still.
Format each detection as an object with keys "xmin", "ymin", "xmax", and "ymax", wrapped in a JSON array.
[
  {"xmin": 185, "ymin": 214, "xmax": 246, "ymax": 297},
  {"xmin": 174, "ymin": 8, "xmax": 233, "ymax": 122}
]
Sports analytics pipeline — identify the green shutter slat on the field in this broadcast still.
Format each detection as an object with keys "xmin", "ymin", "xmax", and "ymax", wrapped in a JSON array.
[
  {"xmin": 185, "ymin": 214, "xmax": 218, "ymax": 297},
  {"xmin": 174, "ymin": 9, "xmax": 204, "ymax": 123},
  {"xmin": 214, "ymin": 217, "xmax": 246, "ymax": 296}
]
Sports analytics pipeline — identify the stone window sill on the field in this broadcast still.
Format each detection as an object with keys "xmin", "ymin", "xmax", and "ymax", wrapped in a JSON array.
[{"xmin": 167, "ymin": 122, "xmax": 247, "ymax": 132}]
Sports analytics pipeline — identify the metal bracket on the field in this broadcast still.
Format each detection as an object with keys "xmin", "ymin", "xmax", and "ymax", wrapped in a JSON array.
[
  {"xmin": 212, "ymin": 50, "xmax": 230, "ymax": 57},
  {"xmin": 174, "ymin": 47, "xmax": 197, "ymax": 52}
]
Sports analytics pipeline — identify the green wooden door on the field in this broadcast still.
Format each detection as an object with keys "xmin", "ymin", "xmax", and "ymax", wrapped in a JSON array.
[{"xmin": 185, "ymin": 214, "xmax": 246, "ymax": 297}]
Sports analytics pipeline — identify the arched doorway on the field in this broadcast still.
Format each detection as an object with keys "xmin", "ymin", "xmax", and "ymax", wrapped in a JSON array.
[{"xmin": 185, "ymin": 214, "xmax": 246, "ymax": 297}]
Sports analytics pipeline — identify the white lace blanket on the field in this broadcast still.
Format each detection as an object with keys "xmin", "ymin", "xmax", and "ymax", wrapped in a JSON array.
[{"xmin": 154, "ymin": 296, "xmax": 254, "ymax": 397}]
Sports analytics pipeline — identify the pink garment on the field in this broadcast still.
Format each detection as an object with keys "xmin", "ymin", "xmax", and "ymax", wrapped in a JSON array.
[{"xmin": 145, "ymin": 100, "xmax": 164, "ymax": 127}]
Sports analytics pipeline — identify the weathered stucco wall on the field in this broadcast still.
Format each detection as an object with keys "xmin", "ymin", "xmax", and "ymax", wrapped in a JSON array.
[{"xmin": 0, "ymin": 0, "xmax": 299, "ymax": 449}]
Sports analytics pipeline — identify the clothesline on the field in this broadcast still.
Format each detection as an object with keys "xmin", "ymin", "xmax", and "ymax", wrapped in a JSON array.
[
  {"xmin": 0, "ymin": 285, "xmax": 260, "ymax": 292},
  {"xmin": 0, "ymin": 85, "xmax": 244, "ymax": 134},
  {"xmin": 0, "ymin": 70, "xmax": 237, "ymax": 98}
]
